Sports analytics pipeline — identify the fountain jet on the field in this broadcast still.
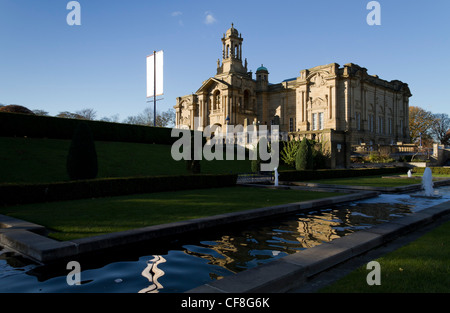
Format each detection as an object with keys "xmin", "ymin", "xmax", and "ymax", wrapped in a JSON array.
[
  {"xmin": 422, "ymin": 167, "xmax": 434, "ymax": 197},
  {"xmin": 411, "ymin": 167, "xmax": 442, "ymax": 199}
]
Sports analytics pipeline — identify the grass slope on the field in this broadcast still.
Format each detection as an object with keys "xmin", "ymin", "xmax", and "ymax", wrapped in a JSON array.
[{"xmin": 0, "ymin": 137, "xmax": 251, "ymax": 183}]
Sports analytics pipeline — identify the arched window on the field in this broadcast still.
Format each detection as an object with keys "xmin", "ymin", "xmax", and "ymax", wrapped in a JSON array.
[{"xmin": 213, "ymin": 90, "xmax": 220, "ymax": 110}]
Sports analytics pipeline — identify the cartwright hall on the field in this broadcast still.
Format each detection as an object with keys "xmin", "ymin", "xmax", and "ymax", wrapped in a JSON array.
[{"xmin": 174, "ymin": 24, "xmax": 412, "ymax": 168}]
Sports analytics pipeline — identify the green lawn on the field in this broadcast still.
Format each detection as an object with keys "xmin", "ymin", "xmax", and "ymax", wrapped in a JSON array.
[
  {"xmin": 0, "ymin": 186, "xmax": 341, "ymax": 241},
  {"xmin": 308, "ymin": 175, "xmax": 423, "ymax": 187},
  {"xmin": 0, "ymin": 137, "xmax": 252, "ymax": 184},
  {"xmin": 319, "ymin": 220, "xmax": 450, "ymax": 293}
]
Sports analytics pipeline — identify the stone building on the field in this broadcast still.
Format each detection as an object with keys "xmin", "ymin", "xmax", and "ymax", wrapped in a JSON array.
[{"xmin": 174, "ymin": 24, "xmax": 412, "ymax": 168}]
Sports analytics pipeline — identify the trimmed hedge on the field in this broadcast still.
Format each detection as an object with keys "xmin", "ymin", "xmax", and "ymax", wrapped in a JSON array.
[
  {"xmin": 279, "ymin": 167, "xmax": 409, "ymax": 182},
  {"xmin": 0, "ymin": 112, "xmax": 183, "ymax": 145},
  {"xmin": 412, "ymin": 167, "xmax": 450, "ymax": 175},
  {"xmin": 0, "ymin": 174, "xmax": 238, "ymax": 206},
  {"xmin": 66, "ymin": 122, "xmax": 98, "ymax": 180}
]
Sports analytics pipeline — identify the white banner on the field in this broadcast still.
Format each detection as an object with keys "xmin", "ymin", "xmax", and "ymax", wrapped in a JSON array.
[{"xmin": 146, "ymin": 50, "xmax": 164, "ymax": 98}]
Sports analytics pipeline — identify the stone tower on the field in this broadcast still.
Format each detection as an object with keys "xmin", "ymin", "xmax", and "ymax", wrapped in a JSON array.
[{"xmin": 217, "ymin": 23, "xmax": 248, "ymax": 76}]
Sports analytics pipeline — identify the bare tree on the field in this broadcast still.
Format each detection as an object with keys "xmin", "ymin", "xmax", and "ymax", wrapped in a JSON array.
[
  {"xmin": 100, "ymin": 114, "xmax": 120, "ymax": 123},
  {"xmin": 123, "ymin": 108, "xmax": 175, "ymax": 128},
  {"xmin": 157, "ymin": 109, "xmax": 176, "ymax": 127},
  {"xmin": 431, "ymin": 113, "xmax": 450, "ymax": 145},
  {"xmin": 409, "ymin": 106, "xmax": 434, "ymax": 145},
  {"xmin": 122, "ymin": 115, "xmax": 142, "ymax": 125},
  {"xmin": 76, "ymin": 108, "xmax": 97, "ymax": 120},
  {"xmin": 57, "ymin": 111, "xmax": 83, "ymax": 119},
  {"xmin": 33, "ymin": 109, "xmax": 49, "ymax": 116}
]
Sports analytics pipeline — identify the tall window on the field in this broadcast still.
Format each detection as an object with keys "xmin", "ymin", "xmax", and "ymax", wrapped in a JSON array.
[
  {"xmin": 378, "ymin": 116, "xmax": 383, "ymax": 134},
  {"xmin": 312, "ymin": 113, "xmax": 324, "ymax": 130},
  {"xmin": 213, "ymin": 90, "xmax": 220, "ymax": 110},
  {"xmin": 289, "ymin": 118, "xmax": 294, "ymax": 132},
  {"xmin": 318, "ymin": 112, "xmax": 324, "ymax": 130},
  {"xmin": 369, "ymin": 115, "xmax": 374, "ymax": 133},
  {"xmin": 356, "ymin": 112, "xmax": 361, "ymax": 131},
  {"xmin": 244, "ymin": 90, "xmax": 249, "ymax": 109}
]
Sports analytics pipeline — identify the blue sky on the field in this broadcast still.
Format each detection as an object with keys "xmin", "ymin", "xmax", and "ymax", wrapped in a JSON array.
[{"xmin": 1, "ymin": 0, "xmax": 449, "ymax": 121}]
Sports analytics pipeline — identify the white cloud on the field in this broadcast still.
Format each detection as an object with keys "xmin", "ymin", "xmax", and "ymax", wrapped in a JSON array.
[
  {"xmin": 171, "ymin": 11, "xmax": 184, "ymax": 27},
  {"xmin": 204, "ymin": 11, "xmax": 217, "ymax": 24}
]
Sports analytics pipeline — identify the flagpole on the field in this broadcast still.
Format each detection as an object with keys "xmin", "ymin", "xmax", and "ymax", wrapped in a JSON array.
[{"xmin": 153, "ymin": 50, "xmax": 156, "ymax": 127}]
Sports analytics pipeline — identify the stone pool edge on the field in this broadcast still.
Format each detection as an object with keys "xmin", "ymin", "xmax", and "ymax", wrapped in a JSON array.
[
  {"xmin": 280, "ymin": 178, "xmax": 450, "ymax": 193},
  {"xmin": 186, "ymin": 199, "xmax": 450, "ymax": 293},
  {"xmin": 0, "ymin": 191, "xmax": 378, "ymax": 264}
]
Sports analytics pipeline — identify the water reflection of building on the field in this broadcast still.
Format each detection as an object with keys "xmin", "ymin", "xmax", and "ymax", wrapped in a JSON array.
[
  {"xmin": 183, "ymin": 215, "xmax": 346, "ymax": 274},
  {"xmin": 182, "ymin": 203, "xmax": 413, "ymax": 275},
  {"xmin": 139, "ymin": 255, "xmax": 166, "ymax": 293},
  {"xmin": 296, "ymin": 212, "xmax": 343, "ymax": 247},
  {"xmin": 184, "ymin": 235, "xmax": 240, "ymax": 274}
]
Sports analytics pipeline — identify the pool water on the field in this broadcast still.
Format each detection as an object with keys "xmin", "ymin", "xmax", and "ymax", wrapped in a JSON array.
[{"xmin": 1, "ymin": 186, "xmax": 449, "ymax": 293}]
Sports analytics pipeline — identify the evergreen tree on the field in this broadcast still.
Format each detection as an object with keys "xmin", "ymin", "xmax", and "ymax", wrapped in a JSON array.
[
  {"xmin": 66, "ymin": 122, "xmax": 98, "ymax": 180},
  {"xmin": 251, "ymin": 141, "xmax": 261, "ymax": 173},
  {"xmin": 186, "ymin": 133, "xmax": 201, "ymax": 174},
  {"xmin": 296, "ymin": 137, "xmax": 313, "ymax": 170}
]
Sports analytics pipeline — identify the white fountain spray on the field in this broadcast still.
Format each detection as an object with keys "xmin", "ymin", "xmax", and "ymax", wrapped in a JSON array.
[
  {"xmin": 274, "ymin": 167, "xmax": 279, "ymax": 187},
  {"xmin": 422, "ymin": 167, "xmax": 434, "ymax": 197}
]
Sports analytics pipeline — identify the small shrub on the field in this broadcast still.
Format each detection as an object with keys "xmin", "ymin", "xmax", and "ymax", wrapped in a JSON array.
[
  {"xmin": 280, "ymin": 140, "xmax": 299, "ymax": 168},
  {"xmin": 366, "ymin": 152, "xmax": 395, "ymax": 163},
  {"xmin": 413, "ymin": 167, "xmax": 450, "ymax": 175},
  {"xmin": 312, "ymin": 147, "xmax": 327, "ymax": 169}
]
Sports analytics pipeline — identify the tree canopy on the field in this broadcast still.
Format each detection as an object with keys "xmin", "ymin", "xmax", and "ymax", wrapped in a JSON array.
[{"xmin": 409, "ymin": 106, "xmax": 450, "ymax": 146}]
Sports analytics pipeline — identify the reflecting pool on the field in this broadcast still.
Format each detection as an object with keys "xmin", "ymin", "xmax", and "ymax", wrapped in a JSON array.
[{"xmin": 1, "ymin": 186, "xmax": 449, "ymax": 293}]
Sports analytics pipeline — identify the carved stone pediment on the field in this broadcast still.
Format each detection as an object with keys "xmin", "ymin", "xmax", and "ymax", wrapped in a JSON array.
[
  {"xmin": 196, "ymin": 77, "xmax": 231, "ymax": 94},
  {"xmin": 307, "ymin": 71, "xmax": 329, "ymax": 87},
  {"xmin": 310, "ymin": 96, "xmax": 327, "ymax": 109}
]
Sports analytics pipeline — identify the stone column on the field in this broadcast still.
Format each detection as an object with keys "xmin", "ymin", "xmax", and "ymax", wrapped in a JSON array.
[
  {"xmin": 240, "ymin": 43, "xmax": 242, "ymax": 60},
  {"xmin": 328, "ymin": 86, "xmax": 333, "ymax": 119}
]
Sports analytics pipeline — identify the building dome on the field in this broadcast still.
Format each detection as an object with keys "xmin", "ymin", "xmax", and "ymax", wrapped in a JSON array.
[
  {"xmin": 256, "ymin": 64, "xmax": 268, "ymax": 73},
  {"xmin": 226, "ymin": 23, "xmax": 239, "ymax": 37}
]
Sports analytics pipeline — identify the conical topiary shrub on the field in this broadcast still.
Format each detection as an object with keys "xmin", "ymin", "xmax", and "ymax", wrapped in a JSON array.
[
  {"xmin": 186, "ymin": 134, "xmax": 201, "ymax": 174},
  {"xmin": 251, "ymin": 140, "xmax": 262, "ymax": 173},
  {"xmin": 66, "ymin": 122, "xmax": 98, "ymax": 180},
  {"xmin": 295, "ymin": 137, "xmax": 313, "ymax": 170}
]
